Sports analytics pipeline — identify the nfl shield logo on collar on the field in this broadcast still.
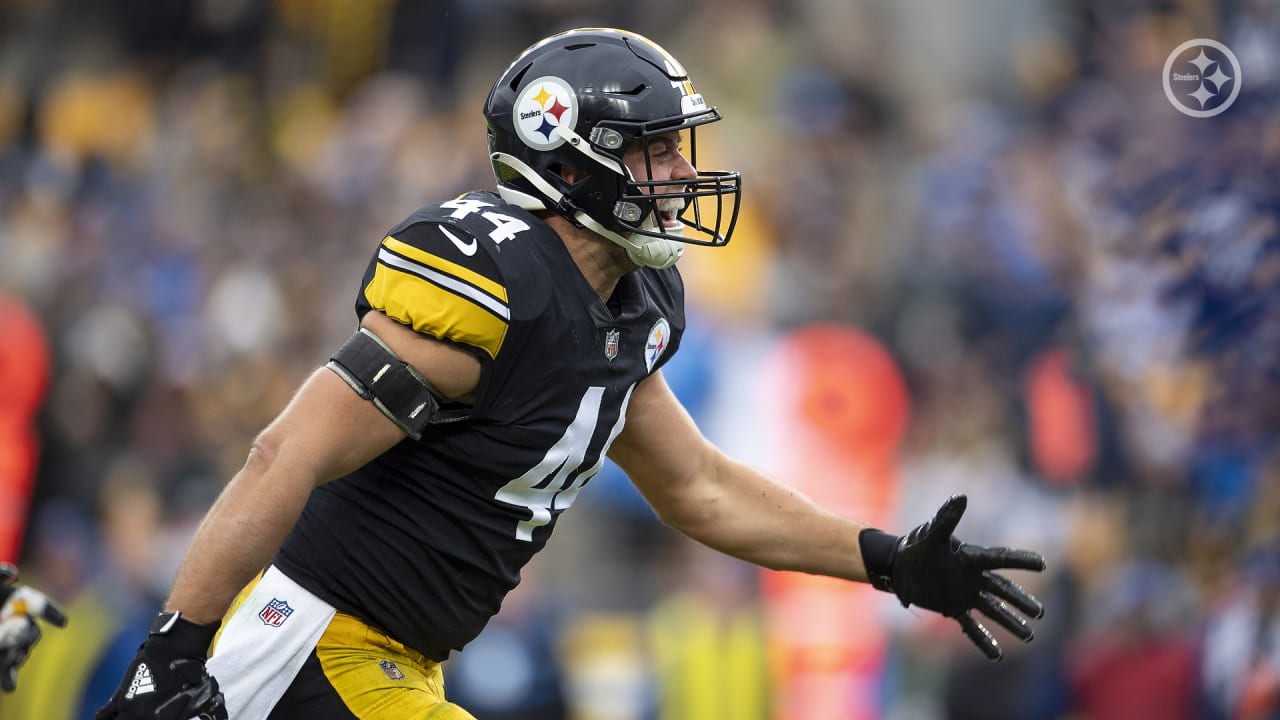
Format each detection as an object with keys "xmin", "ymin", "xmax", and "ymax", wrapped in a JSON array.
[
  {"xmin": 258, "ymin": 598, "xmax": 294, "ymax": 627},
  {"xmin": 604, "ymin": 328, "xmax": 620, "ymax": 361}
]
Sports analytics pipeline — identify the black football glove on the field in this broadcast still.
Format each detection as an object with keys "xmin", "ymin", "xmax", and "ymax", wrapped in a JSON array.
[
  {"xmin": 860, "ymin": 495, "xmax": 1046, "ymax": 660},
  {"xmin": 96, "ymin": 611, "xmax": 227, "ymax": 720},
  {"xmin": 0, "ymin": 562, "xmax": 69, "ymax": 692}
]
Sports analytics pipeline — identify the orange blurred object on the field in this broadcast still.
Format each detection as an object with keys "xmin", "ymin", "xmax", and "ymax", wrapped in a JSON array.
[
  {"xmin": 0, "ymin": 295, "xmax": 51, "ymax": 563},
  {"xmin": 758, "ymin": 324, "xmax": 909, "ymax": 720},
  {"xmin": 1025, "ymin": 348, "xmax": 1097, "ymax": 486}
]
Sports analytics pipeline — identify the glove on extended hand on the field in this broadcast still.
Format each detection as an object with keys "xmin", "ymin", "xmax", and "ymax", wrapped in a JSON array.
[
  {"xmin": 95, "ymin": 611, "xmax": 227, "ymax": 720},
  {"xmin": 860, "ymin": 495, "xmax": 1046, "ymax": 660},
  {"xmin": 0, "ymin": 562, "xmax": 69, "ymax": 692}
]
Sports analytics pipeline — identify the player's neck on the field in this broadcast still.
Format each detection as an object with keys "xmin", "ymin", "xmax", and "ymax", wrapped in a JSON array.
[{"xmin": 543, "ymin": 214, "xmax": 635, "ymax": 303}]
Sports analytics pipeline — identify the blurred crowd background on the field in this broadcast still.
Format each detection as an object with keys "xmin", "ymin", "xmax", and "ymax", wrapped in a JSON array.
[{"xmin": 1, "ymin": 0, "xmax": 1278, "ymax": 718}]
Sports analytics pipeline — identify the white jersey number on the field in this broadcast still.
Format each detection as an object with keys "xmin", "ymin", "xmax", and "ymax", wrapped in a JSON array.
[
  {"xmin": 440, "ymin": 198, "xmax": 530, "ymax": 244},
  {"xmin": 494, "ymin": 385, "xmax": 633, "ymax": 541}
]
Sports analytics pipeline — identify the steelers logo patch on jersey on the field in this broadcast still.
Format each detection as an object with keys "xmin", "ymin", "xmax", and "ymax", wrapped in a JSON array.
[
  {"xmin": 513, "ymin": 76, "xmax": 577, "ymax": 151},
  {"xmin": 645, "ymin": 318, "xmax": 671, "ymax": 372}
]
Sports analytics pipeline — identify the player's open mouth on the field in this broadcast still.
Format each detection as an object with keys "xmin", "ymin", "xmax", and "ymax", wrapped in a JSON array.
[{"xmin": 656, "ymin": 200, "xmax": 684, "ymax": 230}]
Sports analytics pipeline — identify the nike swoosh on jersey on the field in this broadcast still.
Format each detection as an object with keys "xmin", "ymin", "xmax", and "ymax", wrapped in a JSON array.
[{"xmin": 440, "ymin": 226, "xmax": 478, "ymax": 256}]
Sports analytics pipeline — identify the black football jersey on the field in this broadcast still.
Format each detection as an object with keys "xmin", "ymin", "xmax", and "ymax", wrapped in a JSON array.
[{"xmin": 274, "ymin": 191, "xmax": 685, "ymax": 660}]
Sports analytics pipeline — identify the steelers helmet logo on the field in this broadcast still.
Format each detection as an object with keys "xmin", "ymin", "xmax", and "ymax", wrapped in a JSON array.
[{"xmin": 513, "ymin": 76, "xmax": 578, "ymax": 151}]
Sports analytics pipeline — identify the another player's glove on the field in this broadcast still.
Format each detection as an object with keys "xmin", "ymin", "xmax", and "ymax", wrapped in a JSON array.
[
  {"xmin": 96, "ymin": 611, "xmax": 227, "ymax": 720},
  {"xmin": 1, "ymin": 562, "xmax": 69, "ymax": 692},
  {"xmin": 860, "ymin": 494, "xmax": 1046, "ymax": 660}
]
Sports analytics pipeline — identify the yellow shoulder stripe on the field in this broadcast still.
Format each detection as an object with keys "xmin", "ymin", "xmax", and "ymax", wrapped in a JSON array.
[
  {"xmin": 383, "ymin": 236, "xmax": 507, "ymax": 302},
  {"xmin": 363, "ymin": 264, "xmax": 508, "ymax": 360}
]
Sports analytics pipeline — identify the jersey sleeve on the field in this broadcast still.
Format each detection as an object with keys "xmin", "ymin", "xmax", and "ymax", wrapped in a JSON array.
[{"xmin": 356, "ymin": 220, "xmax": 511, "ymax": 360}]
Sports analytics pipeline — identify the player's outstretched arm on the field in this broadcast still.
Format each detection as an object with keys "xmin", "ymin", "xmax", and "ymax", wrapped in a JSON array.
[
  {"xmin": 860, "ymin": 495, "xmax": 1045, "ymax": 660},
  {"xmin": 611, "ymin": 371, "xmax": 1045, "ymax": 661},
  {"xmin": 0, "ymin": 563, "xmax": 69, "ymax": 692}
]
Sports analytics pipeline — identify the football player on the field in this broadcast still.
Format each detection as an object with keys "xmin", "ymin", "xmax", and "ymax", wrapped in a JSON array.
[
  {"xmin": 0, "ymin": 563, "xmax": 68, "ymax": 693},
  {"xmin": 96, "ymin": 28, "xmax": 1046, "ymax": 720}
]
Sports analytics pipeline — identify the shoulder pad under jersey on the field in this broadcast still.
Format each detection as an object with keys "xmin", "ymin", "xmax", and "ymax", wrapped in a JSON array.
[{"xmin": 359, "ymin": 192, "xmax": 553, "ymax": 360}]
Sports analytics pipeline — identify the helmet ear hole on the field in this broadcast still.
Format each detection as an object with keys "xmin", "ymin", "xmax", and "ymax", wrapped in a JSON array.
[{"xmin": 554, "ymin": 164, "xmax": 589, "ymax": 183}]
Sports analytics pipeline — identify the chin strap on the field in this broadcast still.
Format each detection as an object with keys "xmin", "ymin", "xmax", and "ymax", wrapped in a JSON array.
[{"xmin": 491, "ymin": 152, "xmax": 684, "ymax": 270}]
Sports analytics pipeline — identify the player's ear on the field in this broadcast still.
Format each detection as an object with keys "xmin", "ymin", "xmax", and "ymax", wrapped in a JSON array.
[{"xmin": 555, "ymin": 163, "xmax": 588, "ymax": 183}]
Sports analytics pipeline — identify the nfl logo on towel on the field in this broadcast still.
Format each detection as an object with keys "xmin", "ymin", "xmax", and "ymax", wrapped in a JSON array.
[
  {"xmin": 379, "ymin": 659, "xmax": 405, "ymax": 681},
  {"xmin": 258, "ymin": 598, "xmax": 294, "ymax": 627}
]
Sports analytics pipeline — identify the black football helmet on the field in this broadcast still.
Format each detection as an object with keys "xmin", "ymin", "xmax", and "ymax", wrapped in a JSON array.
[{"xmin": 484, "ymin": 28, "xmax": 741, "ymax": 268}]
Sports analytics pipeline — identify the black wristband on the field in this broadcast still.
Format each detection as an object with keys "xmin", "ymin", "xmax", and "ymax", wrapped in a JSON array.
[
  {"xmin": 859, "ymin": 528, "xmax": 901, "ymax": 593},
  {"xmin": 149, "ymin": 611, "xmax": 220, "ymax": 657}
]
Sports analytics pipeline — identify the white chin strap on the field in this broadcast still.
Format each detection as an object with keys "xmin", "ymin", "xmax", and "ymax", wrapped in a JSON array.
[{"xmin": 491, "ymin": 151, "xmax": 685, "ymax": 270}]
